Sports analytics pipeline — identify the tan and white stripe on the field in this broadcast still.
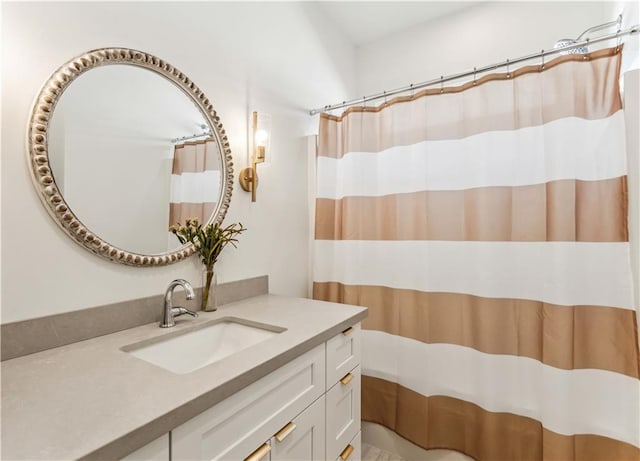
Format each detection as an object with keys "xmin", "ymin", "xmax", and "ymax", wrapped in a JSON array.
[
  {"xmin": 319, "ymin": 48, "xmax": 622, "ymax": 158},
  {"xmin": 314, "ymin": 240, "xmax": 634, "ymax": 308},
  {"xmin": 316, "ymin": 177, "xmax": 629, "ymax": 242},
  {"xmin": 362, "ymin": 376, "xmax": 640, "ymax": 461},
  {"xmin": 314, "ymin": 282, "xmax": 640, "ymax": 379},
  {"xmin": 169, "ymin": 138, "xmax": 222, "ymax": 225},
  {"xmin": 361, "ymin": 330, "xmax": 640, "ymax": 448},
  {"xmin": 317, "ymin": 112, "xmax": 627, "ymax": 199},
  {"xmin": 314, "ymin": 46, "xmax": 639, "ymax": 460}
]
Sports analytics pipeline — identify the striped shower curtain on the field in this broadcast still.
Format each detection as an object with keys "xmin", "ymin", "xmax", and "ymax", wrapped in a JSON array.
[
  {"xmin": 169, "ymin": 138, "xmax": 222, "ymax": 227},
  {"xmin": 314, "ymin": 47, "xmax": 640, "ymax": 460}
]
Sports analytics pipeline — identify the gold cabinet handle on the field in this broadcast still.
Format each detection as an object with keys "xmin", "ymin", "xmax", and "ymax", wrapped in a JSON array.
[
  {"xmin": 340, "ymin": 444, "xmax": 355, "ymax": 460},
  {"xmin": 342, "ymin": 326, "xmax": 354, "ymax": 336},
  {"xmin": 244, "ymin": 443, "xmax": 270, "ymax": 461},
  {"xmin": 274, "ymin": 421, "xmax": 296, "ymax": 442},
  {"xmin": 340, "ymin": 372, "xmax": 354, "ymax": 385}
]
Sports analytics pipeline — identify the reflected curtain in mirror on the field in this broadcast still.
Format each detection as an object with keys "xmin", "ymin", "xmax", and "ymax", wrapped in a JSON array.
[
  {"xmin": 313, "ymin": 46, "xmax": 639, "ymax": 461},
  {"xmin": 169, "ymin": 138, "xmax": 222, "ymax": 227}
]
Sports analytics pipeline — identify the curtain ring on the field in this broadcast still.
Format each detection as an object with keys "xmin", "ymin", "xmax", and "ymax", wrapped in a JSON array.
[
  {"xmin": 440, "ymin": 76, "xmax": 444, "ymax": 93},
  {"xmin": 506, "ymin": 59, "xmax": 511, "ymax": 78},
  {"xmin": 616, "ymin": 29, "xmax": 621, "ymax": 52},
  {"xmin": 583, "ymin": 38, "xmax": 590, "ymax": 60},
  {"xmin": 541, "ymin": 50, "xmax": 545, "ymax": 70},
  {"xmin": 383, "ymin": 90, "xmax": 387, "ymax": 104},
  {"xmin": 473, "ymin": 67, "xmax": 477, "ymax": 86},
  {"xmin": 410, "ymin": 83, "xmax": 414, "ymax": 98}
]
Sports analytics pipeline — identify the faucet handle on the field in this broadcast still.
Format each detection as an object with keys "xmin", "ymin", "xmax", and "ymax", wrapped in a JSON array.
[{"xmin": 171, "ymin": 307, "xmax": 198, "ymax": 318}]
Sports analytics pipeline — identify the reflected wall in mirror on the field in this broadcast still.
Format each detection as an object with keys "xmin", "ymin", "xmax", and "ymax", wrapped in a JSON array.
[{"xmin": 28, "ymin": 48, "xmax": 233, "ymax": 266}]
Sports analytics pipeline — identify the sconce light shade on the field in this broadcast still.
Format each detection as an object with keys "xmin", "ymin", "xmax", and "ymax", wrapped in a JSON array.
[
  {"xmin": 239, "ymin": 111, "xmax": 271, "ymax": 202},
  {"xmin": 254, "ymin": 112, "xmax": 271, "ymax": 164}
]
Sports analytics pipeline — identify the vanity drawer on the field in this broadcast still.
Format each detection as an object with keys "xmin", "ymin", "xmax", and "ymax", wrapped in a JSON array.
[
  {"xmin": 326, "ymin": 323, "xmax": 361, "ymax": 388},
  {"xmin": 171, "ymin": 344, "xmax": 325, "ymax": 460},
  {"xmin": 334, "ymin": 431, "xmax": 361, "ymax": 461},
  {"xmin": 326, "ymin": 365, "xmax": 361, "ymax": 461},
  {"xmin": 269, "ymin": 395, "xmax": 325, "ymax": 460}
]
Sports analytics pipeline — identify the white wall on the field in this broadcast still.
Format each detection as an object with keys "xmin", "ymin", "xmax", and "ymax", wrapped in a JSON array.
[
  {"xmin": 356, "ymin": 2, "xmax": 610, "ymax": 97},
  {"xmin": 0, "ymin": 2, "xmax": 356, "ymax": 323}
]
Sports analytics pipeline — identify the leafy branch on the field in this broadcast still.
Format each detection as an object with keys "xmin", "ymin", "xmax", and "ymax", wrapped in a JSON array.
[{"xmin": 170, "ymin": 218, "xmax": 246, "ymax": 271}]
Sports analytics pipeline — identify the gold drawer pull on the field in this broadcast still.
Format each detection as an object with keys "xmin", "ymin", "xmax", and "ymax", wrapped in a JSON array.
[
  {"xmin": 342, "ymin": 326, "xmax": 354, "ymax": 336},
  {"xmin": 340, "ymin": 372, "xmax": 354, "ymax": 385},
  {"xmin": 274, "ymin": 421, "xmax": 296, "ymax": 442},
  {"xmin": 340, "ymin": 444, "xmax": 355, "ymax": 460},
  {"xmin": 244, "ymin": 443, "xmax": 271, "ymax": 461}
]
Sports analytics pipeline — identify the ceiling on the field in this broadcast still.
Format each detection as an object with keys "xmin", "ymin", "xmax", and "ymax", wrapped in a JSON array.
[{"xmin": 316, "ymin": 1, "xmax": 479, "ymax": 46}]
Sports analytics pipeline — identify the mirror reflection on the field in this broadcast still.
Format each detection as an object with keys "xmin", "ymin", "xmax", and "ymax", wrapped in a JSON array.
[{"xmin": 48, "ymin": 65, "xmax": 223, "ymax": 255}]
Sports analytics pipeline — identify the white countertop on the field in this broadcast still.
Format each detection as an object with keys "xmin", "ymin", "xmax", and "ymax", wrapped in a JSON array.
[{"xmin": 0, "ymin": 295, "xmax": 367, "ymax": 460}]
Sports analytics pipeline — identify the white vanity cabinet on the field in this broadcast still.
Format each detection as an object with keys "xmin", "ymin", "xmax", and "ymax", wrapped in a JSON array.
[
  {"xmin": 326, "ymin": 365, "xmax": 361, "ymax": 460},
  {"xmin": 335, "ymin": 432, "xmax": 361, "ymax": 461},
  {"xmin": 325, "ymin": 324, "xmax": 361, "ymax": 461},
  {"xmin": 269, "ymin": 395, "xmax": 326, "ymax": 460},
  {"xmin": 171, "ymin": 343, "xmax": 325, "ymax": 460},
  {"xmin": 171, "ymin": 323, "xmax": 362, "ymax": 461},
  {"xmin": 242, "ymin": 396, "xmax": 326, "ymax": 461},
  {"xmin": 325, "ymin": 324, "xmax": 361, "ymax": 389}
]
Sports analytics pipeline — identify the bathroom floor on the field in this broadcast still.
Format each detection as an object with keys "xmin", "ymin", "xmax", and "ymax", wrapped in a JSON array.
[
  {"xmin": 363, "ymin": 443, "xmax": 472, "ymax": 461},
  {"xmin": 363, "ymin": 443, "xmax": 406, "ymax": 461}
]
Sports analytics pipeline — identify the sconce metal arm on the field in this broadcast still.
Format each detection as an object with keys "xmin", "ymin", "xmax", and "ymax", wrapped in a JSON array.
[{"xmin": 239, "ymin": 162, "xmax": 259, "ymax": 202}]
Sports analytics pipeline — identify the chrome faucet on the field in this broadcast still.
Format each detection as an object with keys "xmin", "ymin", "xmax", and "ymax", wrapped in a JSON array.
[{"xmin": 160, "ymin": 279, "xmax": 198, "ymax": 328}]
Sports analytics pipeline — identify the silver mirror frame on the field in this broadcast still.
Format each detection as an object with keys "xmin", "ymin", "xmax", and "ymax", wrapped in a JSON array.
[{"xmin": 27, "ymin": 48, "xmax": 233, "ymax": 266}]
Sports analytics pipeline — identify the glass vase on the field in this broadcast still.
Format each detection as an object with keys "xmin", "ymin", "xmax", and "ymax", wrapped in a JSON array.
[{"xmin": 201, "ymin": 267, "xmax": 217, "ymax": 312}]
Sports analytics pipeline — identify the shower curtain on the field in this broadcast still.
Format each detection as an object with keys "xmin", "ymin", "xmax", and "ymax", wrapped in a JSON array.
[
  {"xmin": 313, "ymin": 47, "xmax": 640, "ymax": 461},
  {"xmin": 168, "ymin": 138, "xmax": 222, "ymax": 226}
]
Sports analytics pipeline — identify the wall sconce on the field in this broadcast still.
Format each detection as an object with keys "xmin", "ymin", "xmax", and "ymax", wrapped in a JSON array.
[{"xmin": 239, "ymin": 111, "xmax": 271, "ymax": 202}]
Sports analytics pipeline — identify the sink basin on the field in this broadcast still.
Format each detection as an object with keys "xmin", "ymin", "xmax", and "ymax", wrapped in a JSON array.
[{"xmin": 124, "ymin": 318, "xmax": 285, "ymax": 374}]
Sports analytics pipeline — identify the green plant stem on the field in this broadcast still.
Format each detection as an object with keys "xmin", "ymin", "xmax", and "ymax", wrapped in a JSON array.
[{"xmin": 202, "ymin": 267, "xmax": 215, "ymax": 311}]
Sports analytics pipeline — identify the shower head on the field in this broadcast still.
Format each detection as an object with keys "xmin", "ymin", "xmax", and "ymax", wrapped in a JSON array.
[
  {"xmin": 553, "ymin": 38, "xmax": 589, "ymax": 55},
  {"xmin": 554, "ymin": 14, "xmax": 623, "ymax": 55}
]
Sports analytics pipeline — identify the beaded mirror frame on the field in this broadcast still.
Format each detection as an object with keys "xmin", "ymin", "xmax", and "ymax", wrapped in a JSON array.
[{"xmin": 27, "ymin": 48, "xmax": 233, "ymax": 266}]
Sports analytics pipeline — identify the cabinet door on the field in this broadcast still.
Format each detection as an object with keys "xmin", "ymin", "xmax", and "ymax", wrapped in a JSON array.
[
  {"xmin": 326, "ymin": 365, "xmax": 361, "ymax": 460},
  {"xmin": 270, "ymin": 396, "xmax": 325, "ymax": 461},
  {"xmin": 335, "ymin": 431, "xmax": 361, "ymax": 461},
  {"xmin": 244, "ymin": 441, "xmax": 271, "ymax": 461},
  {"xmin": 326, "ymin": 323, "xmax": 361, "ymax": 389},
  {"xmin": 172, "ymin": 344, "xmax": 325, "ymax": 460}
]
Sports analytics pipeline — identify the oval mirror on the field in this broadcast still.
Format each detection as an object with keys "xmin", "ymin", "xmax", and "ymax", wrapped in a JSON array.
[{"xmin": 27, "ymin": 48, "xmax": 233, "ymax": 266}]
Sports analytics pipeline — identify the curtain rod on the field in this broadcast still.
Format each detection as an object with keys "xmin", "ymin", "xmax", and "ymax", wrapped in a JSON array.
[
  {"xmin": 171, "ymin": 131, "xmax": 212, "ymax": 144},
  {"xmin": 171, "ymin": 124, "xmax": 212, "ymax": 143},
  {"xmin": 308, "ymin": 24, "xmax": 639, "ymax": 116}
]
